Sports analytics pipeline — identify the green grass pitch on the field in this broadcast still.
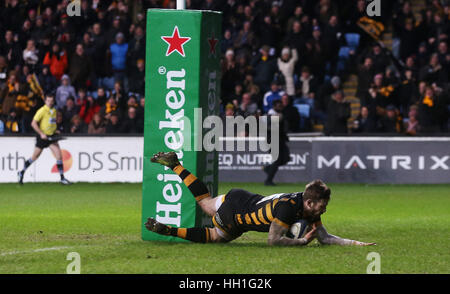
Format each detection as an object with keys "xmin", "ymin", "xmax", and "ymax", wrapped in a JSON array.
[{"xmin": 0, "ymin": 182, "xmax": 449, "ymax": 274}]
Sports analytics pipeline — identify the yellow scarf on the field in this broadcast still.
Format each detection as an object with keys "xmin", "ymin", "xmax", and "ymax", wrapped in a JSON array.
[
  {"xmin": 106, "ymin": 102, "xmax": 117, "ymax": 114},
  {"xmin": 422, "ymin": 96, "xmax": 433, "ymax": 107},
  {"xmin": 6, "ymin": 120, "xmax": 19, "ymax": 132}
]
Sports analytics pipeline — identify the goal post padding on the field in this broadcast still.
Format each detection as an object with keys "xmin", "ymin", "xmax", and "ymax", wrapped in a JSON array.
[{"xmin": 142, "ymin": 9, "xmax": 222, "ymax": 241}]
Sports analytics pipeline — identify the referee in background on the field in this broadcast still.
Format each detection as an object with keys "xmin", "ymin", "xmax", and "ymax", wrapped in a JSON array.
[{"xmin": 18, "ymin": 94, "xmax": 71, "ymax": 185}]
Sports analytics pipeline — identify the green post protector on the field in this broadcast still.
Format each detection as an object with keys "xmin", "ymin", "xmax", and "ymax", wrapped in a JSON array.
[{"xmin": 142, "ymin": 9, "xmax": 222, "ymax": 241}]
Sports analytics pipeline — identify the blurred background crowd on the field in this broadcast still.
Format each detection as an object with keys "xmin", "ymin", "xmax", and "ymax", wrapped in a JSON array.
[{"xmin": 0, "ymin": 0, "xmax": 449, "ymax": 136}]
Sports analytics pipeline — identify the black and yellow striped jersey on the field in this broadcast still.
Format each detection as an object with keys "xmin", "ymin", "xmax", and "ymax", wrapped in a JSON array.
[{"xmin": 214, "ymin": 189, "xmax": 307, "ymax": 236}]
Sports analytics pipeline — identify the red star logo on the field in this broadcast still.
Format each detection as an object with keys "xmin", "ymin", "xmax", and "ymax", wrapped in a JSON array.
[
  {"xmin": 161, "ymin": 26, "xmax": 191, "ymax": 57},
  {"xmin": 208, "ymin": 33, "xmax": 218, "ymax": 55}
]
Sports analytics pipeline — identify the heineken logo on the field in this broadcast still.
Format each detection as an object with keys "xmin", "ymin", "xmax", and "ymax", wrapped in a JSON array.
[
  {"xmin": 161, "ymin": 26, "xmax": 191, "ymax": 57},
  {"xmin": 208, "ymin": 32, "xmax": 218, "ymax": 55}
]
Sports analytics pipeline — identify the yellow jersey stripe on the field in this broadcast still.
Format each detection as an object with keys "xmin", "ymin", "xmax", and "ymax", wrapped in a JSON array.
[
  {"xmin": 272, "ymin": 199, "xmax": 279, "ymax": 209},
  {"xmin": 250, "ymin": 212, "xmax": 261, "ymax": 225},
  {"xmin": 273, "ymin": 218, "xmax": 290, "ymax": 229},
  {"xmin": 258, "ymin": 208, "xmax": 270, "ymax": 224},
  {"xmin": 173, "ymin": 165, "xmax": 185, "ymax": 175},
  {"xmin": 195, "ymin": 193, "xmax": 210, "ymax": 201},
  {"xmin": 177, "ymin": 228, "xmax": 187, "ymax": 239},
  {"xmin": 265, "ymin": 203, "xmax": 274, "ymax": 221},
  {"xmin": 236, "ymin": 214, "xmax": 243, "ymax": 225},
  {"xmin": 244, "ymin": 213, "xmax": 252, "ymax": 225},
  {"xmin": 183, "ymin": 174, "xmax": 197, "ymax": 187}
]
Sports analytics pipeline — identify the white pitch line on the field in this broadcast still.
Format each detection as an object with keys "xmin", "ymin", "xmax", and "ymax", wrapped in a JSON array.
[{"xmin": 0, "ymin": 246, "xmax": 73, "ymax": 256}]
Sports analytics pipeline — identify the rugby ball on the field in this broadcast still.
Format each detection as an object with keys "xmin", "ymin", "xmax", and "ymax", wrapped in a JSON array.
[{"xmin": 286, "ymin": 220, "xmax": 310, "ymax": 239}]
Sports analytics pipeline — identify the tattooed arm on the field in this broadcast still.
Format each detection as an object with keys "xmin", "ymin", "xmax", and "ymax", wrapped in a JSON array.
[
  {"xmin": 267, "ymin": 221, "xmax": 317, "ymax": 246},
  {"xmin": 315, "ymin": 223, "xmax": 376, "ymax": 246}
]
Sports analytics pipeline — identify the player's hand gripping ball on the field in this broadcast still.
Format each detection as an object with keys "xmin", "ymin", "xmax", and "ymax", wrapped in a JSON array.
[{"xmin": 286, "ymin": 220, "xmax": 310, "ymax": 239}]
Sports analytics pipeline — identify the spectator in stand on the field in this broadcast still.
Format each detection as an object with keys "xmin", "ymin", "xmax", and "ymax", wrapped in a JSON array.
[
  {"xmin": 397, "ymin": 69, "xmax": 418, "ymax": 117},
  {"xmin": 326, "ymin": 90, "xmax": 351, "ymax": 135},
  {"xmin": 61, "ymin": 97, "xmax": 79, "ymax": 131},
  {"xmin": 419, "ymin": 53, "xmax": 448, "ymax": 86},
  {"xmin": 277, "ymin": 47, "xmax": 298, "ymax": 97},
  {"xmin": 436, "ymin": 40, "xmax": 449, "ymax": 68},
  {"xmin": 88, "ymin": 112, "xmax": 106, "ymax": 134},
  {"xmin": 106, "ymin": 16, "xmax": 125, "ymax": 46},
  {"xmin": 56, "ymin": 110, "xmax": 66, "ymax": 133},
  {"xmin": 356, "ymin": 57, "xmax": 375, "ymax": 100},
  {"xmin": 91, "ymin": 23, "xmax": 110, "ymax": 89},
  {"xmin": 126, "ymin": 95, "xmax": 139, "ymax": 109},
  {"xmin": 251, "ymin": 45, "xmax": 277, "ymax": 94},
  {"xmin": 75, "ymin": 88, "xmax": 87, "ymax": 106},
  {"xmin": 43, "ymin": 42, "xmax": 68, "ymax": 81},
  {"xmin": 404, "ymin": 55, "xmax": 419, "ymax": 78},
  {"xmin": 56, "ymin": 13, "xmax": 75, "ymax": 47},
  {"xmin": 79, "ymin": 95, "xmax": 100, "ymax": 125},
  {"xmin": 221, "ymin": 29, "xmax": 234, "ymax": 54},
  {"xmin": 55, "ymin": 75, "xmax": 77, "ymax": 109},
  {"xmin": 322, "ymin": 15, "xmax": 343, "ymax": 75},
  {"xmin": 221, "ymin": 49, "xmax": 238, "ymax": 101},
  {"xmin": 101, "ymin": 96, "xmax": 119, "ymax": 121},
  {"xmin": 404, "ymin": 105, "xmax": 420, "ymax": 136},
  {"xmin": 105, "ymin": 112, "xmax": 121, "ymax": 134},
  {"xmin": 237, "ymin": 92, "xmax": 258, "ymax": 117},
  {"xmin": 316, "ymin": 76, "xmax": 342, "ymax": 123},
  {"xmin": 127, "ymin": 25, "xmax": 145, "ymax": 73},
  {"xmin": 398, "ymin": 18, "xmax": 419, "ymax": 62},
  {"xmin": 109, "ymin": 32, "xmax": 129, "ymax": 86},
  {"xmin": 68, "ymin": 43, "xmax": 93, "ymax": 90},
  {"xmin": 5, "ymin": 107, "xmax": 20, "ymax": 133},
  {"xmin": 417, "ymin": 86, "xmax": 440, "ymax": 133},
  {"xmin": 224, "ymin": 83, "xmax": 243, "ymax": 109},
  {"xmin": 69, "ymin": 114, "xmax": 86, "ymax": 134},
  {"xmin": 1, "ymin": 30, "xmax": 22, "ymax": 70},
  {"xmin": 258, "ymin": 15, "xmax": 278, "ymax": 48},
  {"xmin": 128, "ymin": 58, "xmax": 145, "ymax": 99},
  {"xmin": 111, "ymin": 81, "xmax": 127, "ymax": 110},
  {"xmin": 362, "ymin": 73, "xmax": 393, "ymax": 119},
  {"xmin": 234, "ymin": 21, "xmax": 259, "ymax": 57},
  {"xmin": 22, "ymin": 39, "xmax": 39, "ymax": 73},
  {"xmin": 370, "ymin": 43, "xmax": 391, "ymax": 75},
  {"xmin": 222, "ymin": 103, "xmax": 235, "ymax": 121},
  {"xmin": 243, "ymin": 73, "xmax": 261, "ymax": 103},
  {"xmin": 416, "ymin": 41, "xmax": 430, "ymax": 69},
  {"xmin": 352, "ymin": 106, "xmax": 377, "ymax": 133},
  {"xmin": 281, "ymin": 94, "xmax": 301, "ymax": 133},
  {"xmin": 21, "ymin": 97, "xmax": 41, "ymax": 134},
  {"xmin": 38, "ymin": 65, "xmax": 57, "ymax": 95},
  {"xmin": 0, "ymin": 71, "xmax": 20, "ymax": 117},
  {"xmin": 283, "ymin": 20, "xmax": 306, "ymax": 54},
  {"xmin": 304, "ymin": 26, "xmax": 327, "ymax": 82},
  {"xmin": 392, "ymin": 1, "xmax": 416, "ymax": 59},
  {"xmin": 263, "ymin": 82, "xmax": 285, "ymax": 114},
  {"xmin": 120, "ymin": 106, "xmax": 143, "ymax": 133},
  {"xmin": 378, "ymin": 104, "xmax": 403, "ymax": 133},
  {"xmin": 294, "ymin": 66, "xmax": 319, "ymax": 108}
]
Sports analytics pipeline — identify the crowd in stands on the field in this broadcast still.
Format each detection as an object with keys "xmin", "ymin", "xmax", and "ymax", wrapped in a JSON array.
[{"xmin": 0, "ymin": 0, "xmax": 449, "ymax": 136}]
